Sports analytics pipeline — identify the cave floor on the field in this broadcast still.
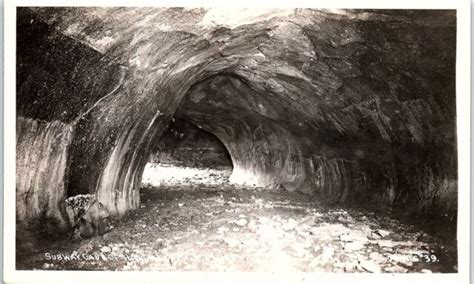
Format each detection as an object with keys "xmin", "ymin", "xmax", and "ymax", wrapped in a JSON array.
[{"xmin": 17, "ymin": 167, "xmax": 457, "ymax": 273}]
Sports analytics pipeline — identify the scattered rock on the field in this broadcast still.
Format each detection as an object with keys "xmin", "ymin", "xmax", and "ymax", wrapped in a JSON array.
[
  {"xmin": 375, "ymin": 229, "xmax": 391, "ymax": 238},
  {"xmin": 339, "ymin": 232, "xmax": 368, "ymax": 243},
  {"xmin": 360, "ymin": 260, "xmax": 381, "ymax": 273},
  {"xmin": 368, "ymin": 251, "xmax": 384, "ymax": 262},
  {"xmin": 343, "ymin": 241, "xmax": 365, "ymax": 252},
  {"xmin": 41, "ymin": 263, "xmax": 53, "ymax": 269},
  {"xmin": 235, "ymin": 218, "xmax": 248, "ymax": 226},
  {"xmin": 376, "ymin": 240, "xmax": 397, "ymax": 248},
  {"xmin": 100, "ymin": 246, "xmax": 112, "ymax": 253},
  {"xmin": 217, "ymin": 226, "xmax": 229, "ymax": 233},
  {"xmin": 283, "ymin": 218, "xmax": 298, "ymax": 231},
  {"xmin": 247, "ymin": 219, "xmax": 258, "ymax": 231},
  {"xmin": 337, "ymin": 215, "xmax": 354, "ymax": 223},
  {"xmin": 20, "ymin": 175, "xmax": 457, "ymax": 272}
]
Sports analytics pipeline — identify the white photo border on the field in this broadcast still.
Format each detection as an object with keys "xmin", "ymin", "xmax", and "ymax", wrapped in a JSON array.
[{"xmin": 4, "ymin": 0, "xmax": 471, "ymax": 283}]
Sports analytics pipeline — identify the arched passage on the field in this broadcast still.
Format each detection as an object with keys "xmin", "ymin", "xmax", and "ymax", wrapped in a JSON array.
[
  {"xmin": 141, "ymin": 117, "xmax": 233, "ymax": 187},
  {"xmin": 148, "ymin": 118, "xmax": 233, "ymax": 169}
]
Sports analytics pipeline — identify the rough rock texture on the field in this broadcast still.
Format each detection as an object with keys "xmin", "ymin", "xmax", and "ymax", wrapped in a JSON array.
[
  {"xmin": 16, "ymin": 7, "xmax": 457, "ymax": 235},
  {"xmin": 16, "ymin": 117, "xmax": 73, "ymax": 233}
]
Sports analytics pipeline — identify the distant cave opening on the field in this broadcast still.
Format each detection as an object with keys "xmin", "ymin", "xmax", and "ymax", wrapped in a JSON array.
[{"xmin": 141, "ymin": 117, "xmax": 233, "ymax": 188}]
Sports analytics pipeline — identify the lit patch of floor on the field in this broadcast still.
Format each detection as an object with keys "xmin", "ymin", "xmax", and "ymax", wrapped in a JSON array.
[{"xmin": 141, "ymin": 163, "xmax": 232, "ymax": 186}]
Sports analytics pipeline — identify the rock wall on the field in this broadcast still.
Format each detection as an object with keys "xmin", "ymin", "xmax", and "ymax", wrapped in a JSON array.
[
  {"xmin": 16, "ymin": 117, "xmax": 73, "ymax": 235},
  {"xmin": 16, "ymin": 8, "xmax": 457, "ymax": 236},
  {"xmin": 16, "ymin": 9, "xmax": 126, "ymax": 233}
]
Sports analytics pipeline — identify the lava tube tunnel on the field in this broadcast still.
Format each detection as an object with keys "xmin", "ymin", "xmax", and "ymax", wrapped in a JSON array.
[{"xmin": 15, "ymin": 7, "xmax": 458, "ymax": 272}]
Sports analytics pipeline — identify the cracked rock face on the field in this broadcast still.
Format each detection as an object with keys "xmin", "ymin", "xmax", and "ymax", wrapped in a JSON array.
[{"xmin": 16, "ymin": 7, "xmax": 457, "ymax": 235}]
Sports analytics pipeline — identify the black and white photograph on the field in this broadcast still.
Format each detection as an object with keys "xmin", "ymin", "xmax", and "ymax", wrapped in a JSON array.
[{"xmin": 3, "ymin": 0, "xmax": 471, "ymax": 283}]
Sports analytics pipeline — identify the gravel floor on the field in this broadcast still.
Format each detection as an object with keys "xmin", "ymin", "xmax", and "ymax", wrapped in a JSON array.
[{"xmin": 17, "ymin": 165, "xmax": 457, "ymax": 272}]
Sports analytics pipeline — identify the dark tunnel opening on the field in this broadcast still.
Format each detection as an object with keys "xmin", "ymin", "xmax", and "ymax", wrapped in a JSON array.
[
  {"xmin": 149, "ymin": 117, "xmax": 233, "ymax": 170},
  {"xmin": 141, "ymin": 117, "xmax": 234, "ymax": 188}
]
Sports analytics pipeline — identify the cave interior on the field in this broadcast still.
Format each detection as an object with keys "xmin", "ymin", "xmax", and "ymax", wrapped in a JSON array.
[{"xmin": 15, "ymin": 7, "xmax": 458, "ymax": 272}]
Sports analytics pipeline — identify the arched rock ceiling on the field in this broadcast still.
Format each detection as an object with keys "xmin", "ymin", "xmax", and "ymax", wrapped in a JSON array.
[{"xmin": 31, "ymin": 7, "xmax": 456, "ymax": 146}]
